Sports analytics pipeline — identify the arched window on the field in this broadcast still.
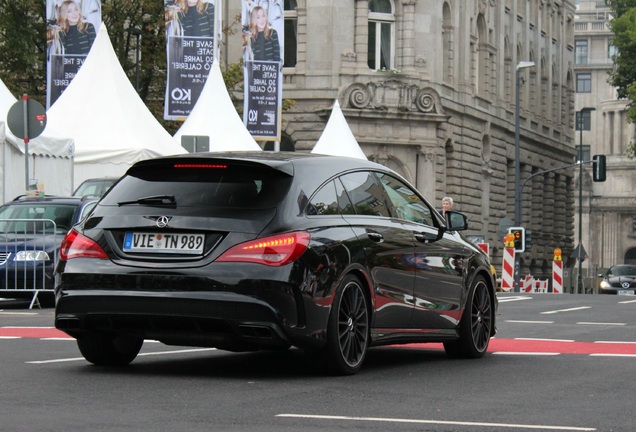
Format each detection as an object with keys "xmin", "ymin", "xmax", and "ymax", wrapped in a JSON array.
[
  {"xmin": 442, "ymin": 2, "xmax": 453, "ymax": 83},
  {"xmin": 476, "ymin": 14, "xmax": 488, "ymax": 97},
  {"xmin": 283, "ymin": 0, "xmax": 298, "ymax": 68},
  {"xmin": 263, "ymin": 134, "xmax": 295, "ymax": 152},
  {"xmin": 368, "ymin": 0, "xmax": 395, "ymax": 70}
]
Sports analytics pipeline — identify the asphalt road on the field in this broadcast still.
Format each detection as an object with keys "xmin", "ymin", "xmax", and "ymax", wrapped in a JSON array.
[{"xmin": 0, "ymin": 293, "xmax": 634, "ymax": 432}]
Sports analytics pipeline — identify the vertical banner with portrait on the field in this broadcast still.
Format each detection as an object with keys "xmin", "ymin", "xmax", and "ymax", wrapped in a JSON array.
[
  {"xmin": 164, "ymin": 0, "xmax": 217, "ymax": 121},
  {"xmin": 46, "ymin": 0, "xmax": 101, "ymax": 108},
  {"xmin": 242, "ymin": 0, "xmax": 284, "ymax": 141}
]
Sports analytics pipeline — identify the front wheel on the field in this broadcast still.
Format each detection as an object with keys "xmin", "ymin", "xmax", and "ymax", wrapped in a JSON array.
[
  {"xmin": 77, "ymin": 334, "xmax": 143, "ymax": 366},
  {"xmin": 323, "ymin": 275, "xmax": 370, "ymax": 375},
  {"xmin": 444, "ymin": 275, "xmax": 493, "ymax": 358}
]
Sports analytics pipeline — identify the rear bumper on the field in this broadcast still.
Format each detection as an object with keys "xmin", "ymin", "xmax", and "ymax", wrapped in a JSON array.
[{"xmin": 55, "ymin": 289, "xmax": 314, "ymax": 351}]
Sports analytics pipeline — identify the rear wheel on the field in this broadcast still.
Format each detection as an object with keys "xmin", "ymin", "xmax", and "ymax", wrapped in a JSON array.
[
  {"xmin": 444, "ymin": 276, "xmax": 493, "ymax": 358},
  {"xmin": 323, "ymin": 275, "xmax": 369, "ymax": 375},
  {"xmin": 77, "ymin": 334, "xmax": 143, "ymax": 366}
]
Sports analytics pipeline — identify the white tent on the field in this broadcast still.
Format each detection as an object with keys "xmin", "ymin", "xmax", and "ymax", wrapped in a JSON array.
[
  {"xmin": 0, "ymin": 78, "xmax": 74, "ymax": 202},
  {"xmin": 312, "ymin": 100, "xmax": 367, "ymax": 160},
  {"xmin": 173, "ymin": 62, "xmax": 262, "ymax": 152},
  {"xmin": 47, "ymin": 24, "xmax": 186, "ymax": 188}
]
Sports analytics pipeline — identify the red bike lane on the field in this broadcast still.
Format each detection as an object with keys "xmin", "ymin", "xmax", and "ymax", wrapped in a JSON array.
[{"xmin": 2, "ymin": 327, "xmax": 636, "ymax": 356}]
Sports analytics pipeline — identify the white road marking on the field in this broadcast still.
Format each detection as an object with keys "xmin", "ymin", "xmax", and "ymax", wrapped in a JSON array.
[
  {"xmin": 1, "ymin": 326, "xmax": 53, "ymax": 329},
  {"xmin": 26, "ymin": 347, "xmax": 217, "ymax": 364},
  {"xmin": 594, "ymin": 340, "xmax": 636, "ymax": 344},
  {"xmin": 497, "ymin": 296, "xmax": 532, "ymax": 303},
  {"xmin": 589, "ymin": 353, "xmax": 636, "ymax": 358},
  {"xmin": 577, "ymin": 322, "xmax": 626, "ymax": 326},
  {"xmin": 276, "ymin": 413, "xmax": 595, "ymax": 431},
  {"xmin": 0, "ymin": 312, "xmax": 39, "ymax": 315},
  {"xmin": 618, "ymin": 299, "xmax": 636, "ymax": 304},
  {"xmin": 541, "ymin": 306, "xmax": 590, "ymax": 314},
  {"xmin": 493, "ymin": 352, "xmax": 560, "ymax": 356},
  {"xmin": 515, "ymin": 338, "xmax": 574, "ymax": 342},
  {"xmin": 506, "ymin": 320, "xmax": 554, "ymax": 324}
]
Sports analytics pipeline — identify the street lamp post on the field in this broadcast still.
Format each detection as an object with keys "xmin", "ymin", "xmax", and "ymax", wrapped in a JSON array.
[
  {"xmin": 577, "ymin": 107, "xmax": 595, "ymax": 294},
  {"xmin": 129, "ymin": 27, "xmax": 142, "ymax": 93},
  {"xmin": 513, "ymin": 61, "xmax": 535, "ymax": 292}
]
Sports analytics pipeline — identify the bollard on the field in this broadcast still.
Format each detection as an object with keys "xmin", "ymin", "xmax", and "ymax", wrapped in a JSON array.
[
  {"xmin": 552, "ymin": 248, "xmax": 563, "ymax": 294},
  {"xmin": 500, "ymin": 234, "xmax": 515, "ymax": 292}
]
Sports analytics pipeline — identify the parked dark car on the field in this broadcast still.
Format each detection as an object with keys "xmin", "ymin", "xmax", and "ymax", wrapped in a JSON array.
[
  {"xmin": 54, "ymin": 152, "xmax": 497, "ymax": 374},
  {"xmin": 598, "ymin": 264, "xmax": 636, "ymax": 295},
  {"xmin": 72, "ymin": 177, "xmax": 118, "ymax": 198},
  {"xmin": 0, "ymin": 196, "xmax": 98, "ymax": 306}
]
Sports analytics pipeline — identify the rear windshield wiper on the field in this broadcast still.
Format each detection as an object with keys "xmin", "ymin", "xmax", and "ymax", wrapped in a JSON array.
[{"xmin": 117, "ymin": 195, "xmax": 176, "ymax": 207}]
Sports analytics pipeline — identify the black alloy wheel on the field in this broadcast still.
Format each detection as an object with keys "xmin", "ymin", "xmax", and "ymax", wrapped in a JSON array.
[
  {"xmin": 444, "ymin": 275, "xmax": 492, "ymax": 358},
  {"xmin": 324, "ymin": 275, "xmax": 370, "ymax": 375}
]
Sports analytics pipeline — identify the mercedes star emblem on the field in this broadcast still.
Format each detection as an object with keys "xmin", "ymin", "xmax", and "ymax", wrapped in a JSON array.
[{"xmin": 156, "ymin": 216, "xmax": 171, "ymax": 228}]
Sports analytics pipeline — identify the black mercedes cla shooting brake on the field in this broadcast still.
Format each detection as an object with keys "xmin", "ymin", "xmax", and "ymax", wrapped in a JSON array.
[{"xmin": 54, "ymin": 152, "xmax": 497, "ymax": 375}]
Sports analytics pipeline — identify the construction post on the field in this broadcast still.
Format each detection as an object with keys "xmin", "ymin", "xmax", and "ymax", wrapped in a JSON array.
[
  {"xmin": 552, "ymin": 248, "xmax": 563, "ymax": 294},
  {"xmin": 500, "ymin": 233, "xmax": 516, "ymax": 292}
]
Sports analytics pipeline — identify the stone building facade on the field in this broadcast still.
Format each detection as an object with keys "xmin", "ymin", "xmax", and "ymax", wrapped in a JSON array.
[
  {"xmin": 574, "ymin": 1, "xmax": 636, "ymax": 278},
  {"xmin": 221, "ymin": 0, "xmax": 578, "ymax": 280}
]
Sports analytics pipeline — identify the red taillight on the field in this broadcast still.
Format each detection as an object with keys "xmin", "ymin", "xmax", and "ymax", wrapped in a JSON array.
[
  {"xmin": 215, "ymin": 231, "xmax": 310, "ymax": 267},
  {"xmin": 60, "ymin": 229, "xmax": 108, "ymax": 260}
]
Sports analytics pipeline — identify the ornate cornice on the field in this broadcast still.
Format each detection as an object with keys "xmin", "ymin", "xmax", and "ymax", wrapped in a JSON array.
[{"xmin": 342, "ymin": 79, "xmax": 447, "ymax": 117}]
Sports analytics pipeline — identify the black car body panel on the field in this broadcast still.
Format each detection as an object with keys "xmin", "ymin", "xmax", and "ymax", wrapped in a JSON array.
[{"xmin": 54, "ymin": 152, "xmax": 497, "ymax": 371}]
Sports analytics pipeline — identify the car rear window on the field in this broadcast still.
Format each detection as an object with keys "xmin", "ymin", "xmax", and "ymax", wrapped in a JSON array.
[{"xmin": 100, "ymin": 161, "xmax": 293, "ymax": 209}]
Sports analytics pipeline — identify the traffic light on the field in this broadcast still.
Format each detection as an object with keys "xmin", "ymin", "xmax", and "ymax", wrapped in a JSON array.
[
  {"xmin": 525, "ymin": 230, "xmax": 532, "ymax": 251},
  {"xmin": 592, "ymin": 154, "xmax": 606, "ymax": 182},
  {"xmin": 508, "ymin": 227, "xmax": 525, "ymax": 252}
]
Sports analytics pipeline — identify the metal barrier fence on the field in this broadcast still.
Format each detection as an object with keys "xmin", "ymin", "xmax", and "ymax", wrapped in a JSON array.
[{"xmin": 0, "ymin": 219, "xmax": 58, "ymax": 309}]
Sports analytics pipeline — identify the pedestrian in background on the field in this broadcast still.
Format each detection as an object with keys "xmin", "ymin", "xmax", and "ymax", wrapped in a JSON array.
[{"xmin": 440, "ymin": 196, "xmax": 454, "ymax": 217}]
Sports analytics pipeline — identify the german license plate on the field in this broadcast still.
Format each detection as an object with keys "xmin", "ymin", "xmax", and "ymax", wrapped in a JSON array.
[
  {"xmin": 617, "ymin": 289, "xmax": 635, "ymax": 296},
  {"xmin": 123, "ymin": 232, "xmax": 204, "ymax": 254}
]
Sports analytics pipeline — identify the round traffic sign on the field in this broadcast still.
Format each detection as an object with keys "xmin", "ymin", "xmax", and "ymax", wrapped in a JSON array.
[{"xmin": 7, "ymin": 97, "xmax": 47, "ymax": 140}]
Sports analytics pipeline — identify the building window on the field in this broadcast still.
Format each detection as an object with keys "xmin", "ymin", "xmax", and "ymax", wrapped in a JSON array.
[
  {"xmin": 576, "ymin": 145, "xmax": 590, "ymax": 163},
  {"xmin": 608, "ymin": 42, "xmax": 618, "ymax": 59},
  {"xmin": 576, "ymin": 73, "xmax": 591, "ymax": 93},
  {"xmin": 368, "ymin": 0, "xmax": 395, "ymax": 70},
  {"xmin": 575, "ymin": 39, "xmax": 588, "ymax": 65},
  {"xmin": 576, "ymin": 110, "xmax": 593, "ymax": 131},
  {"xmin": 283, "ymin": 0, "xmax": 297, "ymax": 68}
]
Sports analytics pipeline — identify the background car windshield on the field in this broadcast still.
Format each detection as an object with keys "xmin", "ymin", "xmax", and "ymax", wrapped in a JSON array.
[
  {"xmin": 100, "ymin": 162, "xmax": 293, "ymax": 209},
  {"xmin": 0, "ymin": 204, "xmax": 78, "ymax": 233},
  {"xmin": 609, "ymin": 265, "xmax": 636, "ymax": 276}
]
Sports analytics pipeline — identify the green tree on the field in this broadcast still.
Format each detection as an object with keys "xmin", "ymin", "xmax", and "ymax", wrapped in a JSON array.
[
  {"xmin": 606, "ymin": 1, "xmax": 636, "ymax": 155},
  {"xmin": 0, "ymin": 0, "xmax": 47, "ymax": 99}
]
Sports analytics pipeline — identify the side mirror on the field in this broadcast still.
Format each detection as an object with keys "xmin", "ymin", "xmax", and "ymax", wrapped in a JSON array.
[{"xmin": 445, "ymin": 211, "xmax": 468, "ymax": 231}]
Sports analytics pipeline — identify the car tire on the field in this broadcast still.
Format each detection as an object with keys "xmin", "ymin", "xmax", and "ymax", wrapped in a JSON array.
[
  {"xmin": 443, "ymin": 275, "xmax": 493, "ymax": 359},
  {"xmin": 323, "ymin": 275, "xmax": 370, "ymax": 375},
  {"xmin": 77, "ymin": 334, "xmax": 143, "ymax": 366}
]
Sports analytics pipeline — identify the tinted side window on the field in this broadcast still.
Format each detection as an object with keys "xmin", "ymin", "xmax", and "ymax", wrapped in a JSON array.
[
  {"xmin": 339, "ymin": 171, "xmax": 391, "ymax": 217},
  {"xmin": 375, "ymin": 172, "xmax": 434, "ymax": 226},
  {"xmin": 335, "ymin": 178, "xmax": 355, "ymax": 215},
  {"xmin": 307, "ymin": 181, "xmax": 340, "ymax": 215}
]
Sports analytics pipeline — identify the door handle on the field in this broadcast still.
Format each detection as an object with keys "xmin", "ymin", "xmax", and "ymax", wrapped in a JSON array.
[
  {"xmin": 366, "ymin": 231, "xmax": 384, "ymax": 242},
  {"xmin": 414, "ymin": 232, "xmax": 432, "ymax": 243}
]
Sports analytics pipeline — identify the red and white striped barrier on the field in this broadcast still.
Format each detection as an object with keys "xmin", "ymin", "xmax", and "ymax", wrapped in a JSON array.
[
  {"xmin": 520, "ymin": 274, "xmax": 549, "ymax": 293},
  {"xmin": 500, "ymin": 246, "xmax": 515, "ymax": 292},
  {"xmin": 522, "ymin": 274, "xmax": 534, "ymax": 292},
  {"xmin": 535, "ymin": 279, "xmax": 548, "ymax": 293},
  {"xmin": 552, "ymin": 260, "xmax": 563, "ymax": 294}
]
